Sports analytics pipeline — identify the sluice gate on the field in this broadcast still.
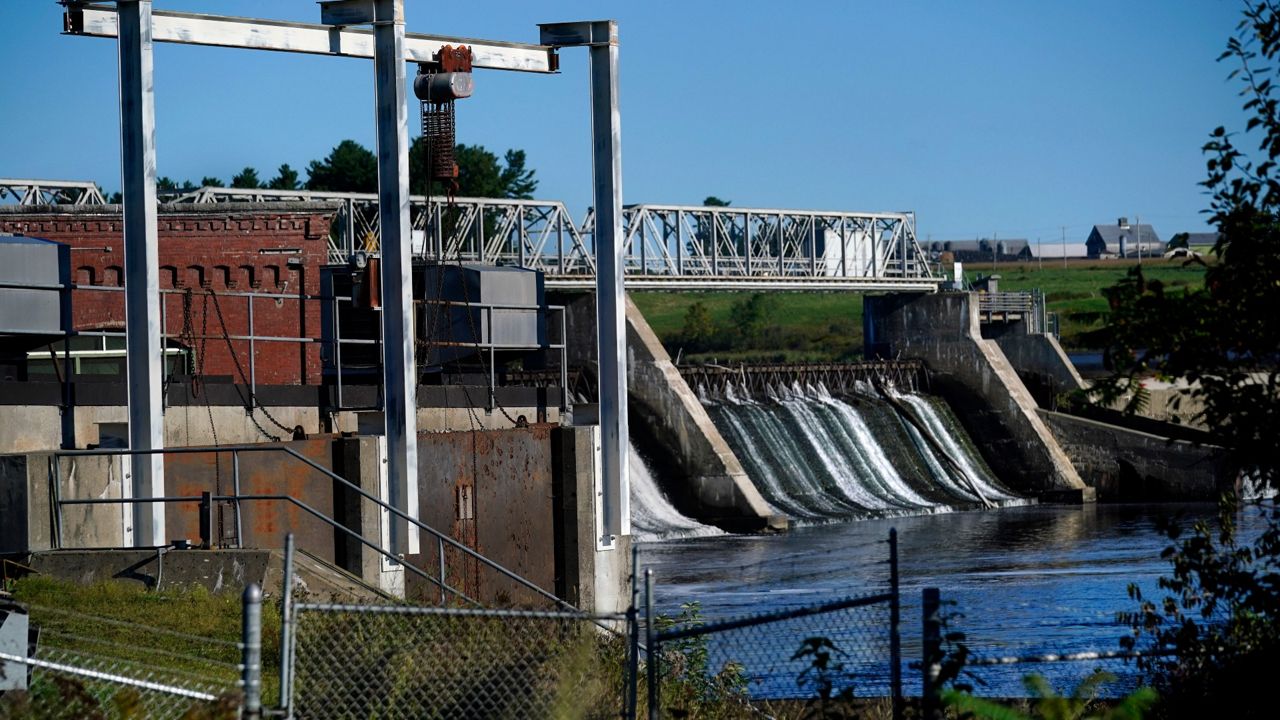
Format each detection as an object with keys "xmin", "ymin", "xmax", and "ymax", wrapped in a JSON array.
[{"xmin": 681, "ymin": 360, "xmax": 925, "ymax": 399}]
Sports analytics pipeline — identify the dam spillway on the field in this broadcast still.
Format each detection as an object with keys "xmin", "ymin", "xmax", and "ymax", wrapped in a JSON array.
[{"xmin": 696, "ymin": 382, "xmax": 1025, "ymax": 523}]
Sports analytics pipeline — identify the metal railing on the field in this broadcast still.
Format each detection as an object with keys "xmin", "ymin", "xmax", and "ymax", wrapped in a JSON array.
[
  {"xmin": 976, "ymin": 289, "xmax": 1055, "ymax": 335},
  {"xmin": 47, "ymin": 444, "xmax": 575, "ymax": 611},
  {"xmin": 3, "ymin": 278, "xmax": 570, "ymax": 413}
]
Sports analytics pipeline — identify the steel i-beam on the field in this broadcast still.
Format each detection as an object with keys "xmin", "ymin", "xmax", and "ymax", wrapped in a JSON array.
[
  {"xmin": 118, "ymin": 0, "xmax": 165, "ymax": 547},
  {"xmin": 541, "ymin": 20, "xmax": 630, "ymax": 547},
  {"xmin": 353, "ymin": 0, "xmax": 421, "ymax": 556}
]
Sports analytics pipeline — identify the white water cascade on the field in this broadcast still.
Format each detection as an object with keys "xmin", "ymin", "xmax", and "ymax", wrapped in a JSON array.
[
  {"xmin": 629, "ymin": 450, "xmax": 724, "ymax": 542},
  {"xmin": 706, "ymin": 382, "xmax": 1026, "ymax": 522}
]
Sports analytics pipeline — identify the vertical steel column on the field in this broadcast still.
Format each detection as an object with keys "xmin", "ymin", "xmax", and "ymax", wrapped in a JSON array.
[
  {"xmin": 372, "ymin": 0, "xmax": 420, "ymax": 555},
  {"xmin": 117, "ymin": 0, "xmax": 165, "ymax": 547},
  {"xmin": 589, "ymin": 21, "xmax": 628, "ymax": 546},
  {"xmin": 541, "ymin": 19, "xmax": 628, "ymax": 546}
]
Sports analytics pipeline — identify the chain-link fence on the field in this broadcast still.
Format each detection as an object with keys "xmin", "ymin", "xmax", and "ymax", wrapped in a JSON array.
[
  {"xmin": 287, "ymin": 603, "xmax": 630, "ymax": 719},
  {"xmin": 918, "ymin": 587, "xmax": 1163, "ymax": 716},
  {"xmin": 1, "ymin": 601, "xmax": 243, "ymax": 720},
  {"xmin": 645, "ymin": 593, "xmax": 901, "ymax": 719},
  {"xmin": 639, "ymin": 529, "xmax": 904, "ymax": 720}
]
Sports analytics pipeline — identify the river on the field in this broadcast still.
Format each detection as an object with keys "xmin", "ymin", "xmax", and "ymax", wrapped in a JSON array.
[{"xmin": 636, "ymin": 502, "xmax": 1256, "ymax": 697}]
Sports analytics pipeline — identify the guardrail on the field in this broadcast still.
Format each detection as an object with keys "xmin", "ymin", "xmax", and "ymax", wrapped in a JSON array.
[{"xmin": 3, "ymin": 279, "xmax": 569, "ymax": 413}]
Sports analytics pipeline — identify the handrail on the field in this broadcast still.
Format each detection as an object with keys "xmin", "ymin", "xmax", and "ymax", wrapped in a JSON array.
[
  {"xmin": 57, "ymin": 492, "xmax": 475, "ymax": 606},
  {"xmin": 49, "ymin": 444, "xmax": 576, "ymax": 612}
]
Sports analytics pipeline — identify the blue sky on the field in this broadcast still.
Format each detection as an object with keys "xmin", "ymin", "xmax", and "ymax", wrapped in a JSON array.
[{"xmin": 0, "ymin": 1, "xmax": 1250, "ymax": 242}]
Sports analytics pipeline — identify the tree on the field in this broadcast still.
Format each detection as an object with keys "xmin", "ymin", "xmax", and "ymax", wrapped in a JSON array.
[
  {"xmin": 703, "ymin": 196, "xmax": 731, "ymax": 207},
  {"xmin": 679, "ymin": 302, "xmax": 717, "ymax": 353},
  {"xmin": 268, "ymin": 164, "xmax": 301, "ymax": 191},
  {"xmin": 1097, "ymin": 4, "xmax": 1280, "ymax": 718},
  {"xmin": 155, "ymin": 177, "xmax": 198, "ymax": 195},
  {"xmin": 730, "ymin": 293, "xmax": 781, "ymax": 347},
  {"xmin": 306, "ymin": 140, "xmax": 378, "ymax": 192},
  {"xmin": 231, "ymin": 167, "xmax": 262, "ymax": 189},
  {"xmin": 200, "ymin": 176, "xmax": 224, "ymax": 188},
  {"xmin": 410, "ymin": 140, "xmax": 538, "ymax": 198}
]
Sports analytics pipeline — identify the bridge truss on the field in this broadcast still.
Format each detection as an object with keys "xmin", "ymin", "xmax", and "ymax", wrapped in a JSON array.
[
  {"xmin": 4, "ymin": 180, "xmax": 940, "ymax": 291},
  {"xmin": 0, "ymin": 178, "xmax": 106, "ymax": 206}
]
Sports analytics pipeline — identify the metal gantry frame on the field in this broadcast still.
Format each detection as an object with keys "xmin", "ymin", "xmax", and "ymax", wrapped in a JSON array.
[{"xmin": 60, "ymin": 1, "xmax": 631, "ymax": 551}]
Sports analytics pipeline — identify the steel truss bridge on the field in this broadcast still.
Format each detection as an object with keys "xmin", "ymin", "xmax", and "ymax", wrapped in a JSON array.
[{"xmin": 2, "ymin": 180, "xmax": 940, "ymax": 291}]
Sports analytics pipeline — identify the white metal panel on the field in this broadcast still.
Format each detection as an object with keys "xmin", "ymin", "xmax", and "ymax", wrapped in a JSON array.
[{"xmin": 66, "ymin": 4, "xmax": 557, "ymax": 73}]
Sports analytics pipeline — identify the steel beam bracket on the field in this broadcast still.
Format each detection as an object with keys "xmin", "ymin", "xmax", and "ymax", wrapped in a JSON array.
[
  {"xmin": 319, "ymin": 0, "xmax": 401, "ymax": 27},
  {"xmin": 538, "ymin": 21, "xmax": 617, "ymax": 48}
]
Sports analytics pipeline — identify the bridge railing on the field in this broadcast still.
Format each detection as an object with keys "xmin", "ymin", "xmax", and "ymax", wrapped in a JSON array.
[
  {"xmin": 7, "ymin": 181, "xmax": 940, "ymax": 288},
  {"xmin": 167, "ymin": 188, "xmax": 938, "ymax": 287}
]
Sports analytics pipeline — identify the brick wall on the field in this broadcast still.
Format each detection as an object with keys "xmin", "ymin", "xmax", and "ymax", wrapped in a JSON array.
[{"xmin": 0, "ymin": 202, "xmax": 336, "ymax": 385}]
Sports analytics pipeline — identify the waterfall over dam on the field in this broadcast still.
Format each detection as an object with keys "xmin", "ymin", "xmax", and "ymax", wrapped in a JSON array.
[
  {"xmin": 630, "ymin": 450, "xmax": 725, "ymax": 542},
  {"xmin": 696, "ymin": 382, "xmax": 1025, "ymax": 523}
]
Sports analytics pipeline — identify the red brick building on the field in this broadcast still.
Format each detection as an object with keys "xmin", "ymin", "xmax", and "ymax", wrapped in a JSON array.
[{"xmin": 0, "ymin": 202, "xmax": 337, "ymax": 385}]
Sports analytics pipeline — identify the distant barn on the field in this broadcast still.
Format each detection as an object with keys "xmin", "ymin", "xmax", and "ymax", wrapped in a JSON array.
[
  {"xmin": 1086, "ymin": 218, "xmax": 1164, "ymax": 258},
  {"xmin": 926, "ymin": 238, "xmax": 1032, "ymax": 263}
]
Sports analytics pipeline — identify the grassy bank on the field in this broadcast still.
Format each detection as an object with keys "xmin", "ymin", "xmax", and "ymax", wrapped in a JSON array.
[
  {"xmin": 631, "ymin": 291, "xmax": 865, "ymax": 364},
  {"xmin": 959, "ymin": 256, "xmax": 1208, "ymax": 349},
  {"xmin": 630, "ymin": 255, "xmax": 1208, "ymax": 359},
  {"xmin": 3, "ymin": 576, "xmax": 279, "ymax": 716}
]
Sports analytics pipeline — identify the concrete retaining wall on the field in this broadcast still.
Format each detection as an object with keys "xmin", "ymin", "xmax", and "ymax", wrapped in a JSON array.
[
  {"xmin": 865, "ymin": 292, "xmax": 1088, "ymax": 497},
  {"xmin": 1, "ymin": 428, "xmax": 623, "ymax": 611},
  {"xmin": 623, "ymin": 297, "xmax": 776, "ymax": 530},
  {"xmin": 987, "ymin": 322, "xmax": 1087, "ymax": 406},
  {"xmin": 1038, "ymin": 409, "xmax": 1234, "ymax": 501},
  {"xmin": 553, "ymin": 291, "xmax": 776, "ymax": 530},
  {"xmin": 0, "ymin": 392, "xmax": 560, "ymax": 456}
]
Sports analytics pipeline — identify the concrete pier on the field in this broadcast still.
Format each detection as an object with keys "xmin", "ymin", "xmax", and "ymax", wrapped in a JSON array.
[{"xmin": 865, "ymin": 291, "xmax": 1089, "ymax": 498}]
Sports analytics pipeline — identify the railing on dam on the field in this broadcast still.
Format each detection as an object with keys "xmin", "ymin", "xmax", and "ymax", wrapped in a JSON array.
[
  {"xmin": 156, "ymin": 186, "xmax": 940, "ymax": 291},
  {"xmin": 680, "ymin": 360, "xmax": 925, "ymax": 398},
  {"xmin": 977, "ymin": 290, "xmax": 1055, "ymax": 335}
]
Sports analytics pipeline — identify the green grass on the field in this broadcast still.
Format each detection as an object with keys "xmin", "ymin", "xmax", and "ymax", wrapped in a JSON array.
[
  {"xmin": 631, "ymin": 291, "xmax": 865, "ymax": 363},
  {"xmin": 630, "ymin": 256, "xmax": 1209, "ymax": 359},
  {"xmin": 962, "ymin": 257, "xmax": 1208, "ymax": 349},
  {"xmin": 5, "ymin": 576, "xmax": 280, "ymax": 710}
]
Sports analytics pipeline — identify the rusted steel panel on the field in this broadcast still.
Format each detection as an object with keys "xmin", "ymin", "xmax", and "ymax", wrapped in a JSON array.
[
  {"xmin": 408, "ymin": 424, "xmax": 556, "ymax": 605},
  {"xmin": 163, "ymin": 439, "xmax": 341, "ymax": 563}
]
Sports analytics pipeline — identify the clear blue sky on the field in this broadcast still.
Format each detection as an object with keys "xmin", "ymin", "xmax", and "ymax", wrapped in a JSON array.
[{"xmin": 0, "ymin": 1, "xmax": 1250, "ymax": 242}]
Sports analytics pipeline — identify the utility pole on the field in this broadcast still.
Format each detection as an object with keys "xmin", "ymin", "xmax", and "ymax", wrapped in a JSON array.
[
  {"xmin": 1061, "ymin": 226, "xmax": 1067, "ymax": 270},
  {"xmin": 1136, "ymin": 213, "xmax": 1142, "ymax": 266},
  {"xmin": 1037, "ymin": 237, "xmax": 1042, "ymax": 271}
]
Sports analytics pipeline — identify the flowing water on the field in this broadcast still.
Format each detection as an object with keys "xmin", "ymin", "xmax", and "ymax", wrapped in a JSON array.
[
  {"xmin": 629, "ymin": 450, "xmax": 723, "ymax": 542},
  {"xmin": 636, "ymin": 503, "xmax": 1261, "ymax": 697},
  {"xmin": 705, "ymin": 384, "xmax": 1024, "ymax": 521},
  {"xmin": 624, "ymin": 384, "xmax": 1253, "ymax": 696}
]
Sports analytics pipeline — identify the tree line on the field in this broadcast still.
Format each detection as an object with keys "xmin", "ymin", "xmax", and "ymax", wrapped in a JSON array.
[{"xmin": 111, "ymin": 139, "xmax": 536, "ymax": 201}]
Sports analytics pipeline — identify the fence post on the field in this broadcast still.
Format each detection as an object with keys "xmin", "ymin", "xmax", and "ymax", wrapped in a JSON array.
[
  {"xmin": 645, "ymin": 568, "xmax": 658, "ymax": 720},
  {"xmin": 625, "ymin": 543, "xmax": 640, "ymax": 720},
  {"xmin": 922, "ymin": 587, "xmax": 942, "ymax": 720},
  {"xmin": 889, "ymin": 528, "xmax": 903, "ymax": 720},
  {"xmin": 242, "ymin": 583, "xmax": 263, "ymax": 719},
  {"xmin": 279, "ymin": 534, "xmax": 295, "ymax": 717}
]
